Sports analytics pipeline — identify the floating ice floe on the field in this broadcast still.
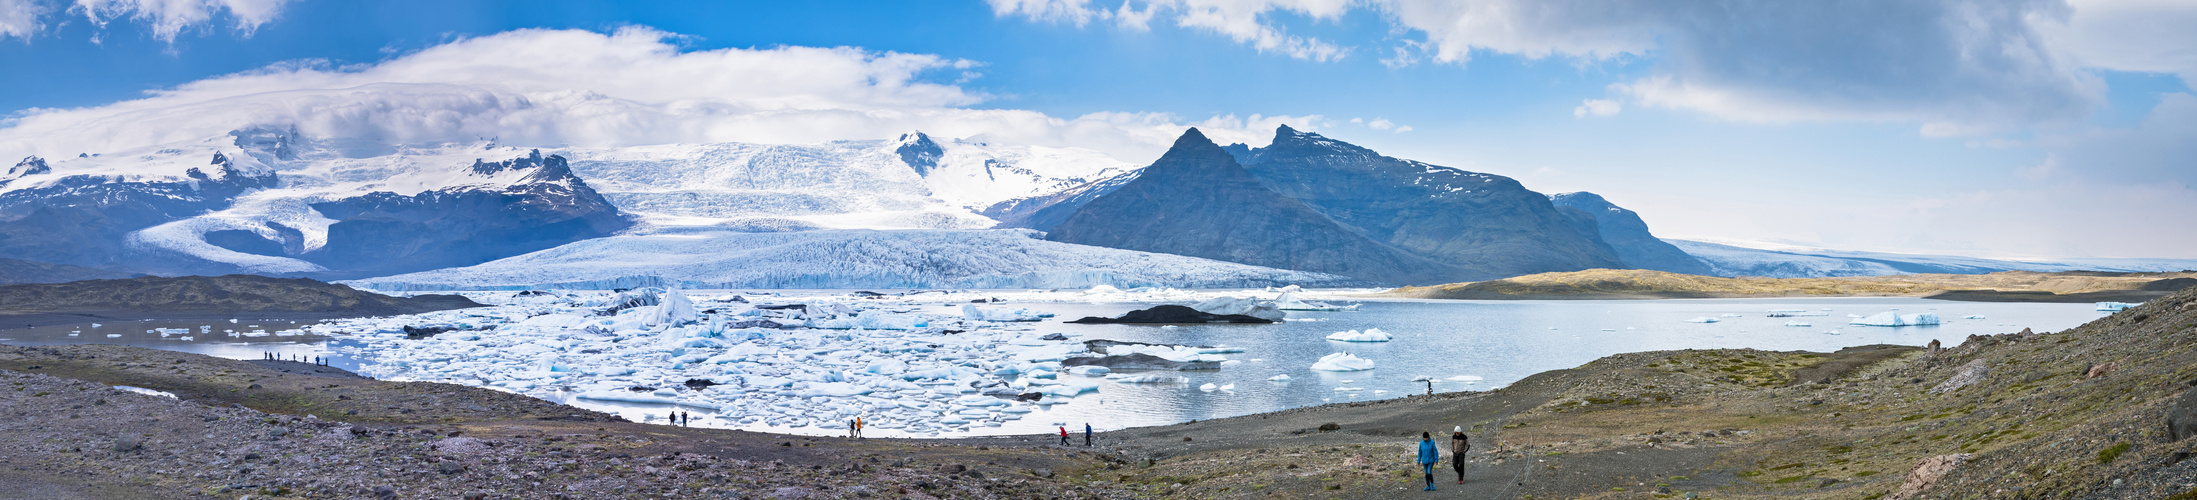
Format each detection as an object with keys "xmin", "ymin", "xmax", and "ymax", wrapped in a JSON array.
[
  {"xmin": 1783, "ymin": 321, "xmax": 1812, "ymax": 327},
  {"xmin": 962, "ymin": 305, "xmax": 1049, "ymax": 322},
  {"xmin": 1198, "ymin": 383, "xmax": 1217, "ymax": 392},
  {"xmin": 1848, "ymin": 312, "xmax": 1941, "ymax": 327},
  {"xmin": 1267, "ymin": 374, "xmax": 1292, "ymax": 381},
  {"xmin": 1445, "ymin": 375, "xmax": 1483, "ymax": 382},
  {"xmin": 1273, "ymin": 292, "xmax": 1358, "ymax": 311},
  {"xmin": 1190, "ymin": 296, "xmax": 1286, "ymax": 321},
  {"xmin": 1309, "ymin": 352, "xmax": 1375, "ymax": 372},
  {"xmin": 1962, "ymin": 314, "xmax": 1986, "ymax": 319},
  {"xmin": 1108, "ymin": 374, "xmax": 1188, "ymax": 384},
  {"xmin": 2096, "ymin": 302, "xmax": 2141, "ymax": 312},
  {"xmin": 1685, "ymin": 317, "xmax": 1720, "ymax": 323},
  {"xmin": 1324, "ymin": 328, "xmax": 1393, "ymax": 342}
]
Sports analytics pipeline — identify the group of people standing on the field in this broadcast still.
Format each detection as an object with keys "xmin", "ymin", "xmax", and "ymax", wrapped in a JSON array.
[{"xmin": 1415, "ymin": 428, "xmax": 1471, "ymax": 491}]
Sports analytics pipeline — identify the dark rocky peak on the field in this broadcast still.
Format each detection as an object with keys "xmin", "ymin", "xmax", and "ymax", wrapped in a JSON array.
[
  {"xmin": 228, "ymin": 125, "xmax": 299, "ymax": 161},
  {"xmin": 210, "ymin": 151, "xmax": 230, "ymax": 166},
  {"xmin": 471, "ymin": 149, "xmax": 556, "ymax": 176},
  {"xmin": 8, "ymin": 156, "xmax": 49, "ymax": 177},
  {"xmin": 1258, "ymin": 124, "xmax": 1378, "ymax": 162},
  {"xmin": 1146, "ymin": 127, "xmax": 1240, "ymax": 172},
  {"xmin": 1220, "ymin": 143, "xmax": 1256, "ymax": 164},
  {"xmin": 1550, "ymin": 192, "xmax": 1621, "ymax": 213},
  {"xmin": 895, "ymin": 131, "xmax": 944, "ymax": 176}
]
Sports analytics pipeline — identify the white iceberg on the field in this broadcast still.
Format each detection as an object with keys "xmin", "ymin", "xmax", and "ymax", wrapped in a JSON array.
[
  {"xmin": 1309, "ymin": 352, "xmax": 1375, "ymax": 372},
  {"xmin": 1324, "ymin": 328, "xmax": 1393, "ymax": 342},
  {"xmin": 1190, "ymin": 296, "xmax": 1286, "ymax": 321},
  {"xmin": 962, "ymin": 305, "xmax": 1048, "ymax": 322},
  {"xmin": 1106, "ymin": 374, "xmax": 1187, "ymax": 384},
  {"xmin": 2096, "ymin": 302, "xmax": 2141, "ymax": 312},
  {"xmin": 1267, "ymin": 374, "xmax": 1292, "ymax": 381},
  {"xmin": 1274, "ymin": 292, "xmax": 1358, "ymax": 311},
  {"xmin": 1685, "ymin": 317, "xmax": 1720, "ymax": 323},
  {"xmin": 1848, "ymin": 312, "xmax": 1941, "ymax": 327},
  {"xmin": 1783, "ymin": 321, "xmax": 1812, "ymax": 327}
]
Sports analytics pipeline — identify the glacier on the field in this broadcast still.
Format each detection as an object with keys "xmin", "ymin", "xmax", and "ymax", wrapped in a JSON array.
[
  {"xmin": 1669, "ymin": 239, "xmax": 2197, "ymax": 278},
  {"xmin": 343, "ymin": 228, "xmax": 1366, "ymax": 291}
]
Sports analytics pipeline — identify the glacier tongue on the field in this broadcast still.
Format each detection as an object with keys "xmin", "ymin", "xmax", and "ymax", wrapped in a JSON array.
[{"xmin": 342, "ymin": 229, "xmax": 1366, "ymax": 291}]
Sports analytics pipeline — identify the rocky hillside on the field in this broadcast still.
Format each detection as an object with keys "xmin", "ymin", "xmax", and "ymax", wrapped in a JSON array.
[
  {"xmin": 1045, "ymin": 129, "xmax": 1469, "ymax": 285},
  {"xmin": 0, "ymin": 257, "xmax": 139, "ymax": 285},
  {"xmin": 0, "ymin": 274, "xmax": 480, "ymax": 315},
  {"xmin": 1550, "ymin": 191, "xmax": 1712, "ymax": 274},
  {"xmin": 1389, "ymin": 268, "xmax": 2197, "ymax": 301},
  {"xmin": 1236, "ymin": 125, "xmax": 1628, "ymax": 280}
]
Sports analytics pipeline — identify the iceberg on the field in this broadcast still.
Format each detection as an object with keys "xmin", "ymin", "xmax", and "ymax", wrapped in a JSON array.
[
  {"xmin": 1309, "ymin": 352, "xmax": 1375, "ymax": 372},
  {"xmin": 1848, "ymin": 312, "xmax": 1942, "ymax": 327},
  {"xmin": 1273, "ymin": 292, "xmax": 1358, "ymax": 311},
  {"xmin": 2096, "ymin": 302, "xmax": 2141, "ymax": 312},
  {"xmin": 1190, "ymin": 296, "xmax": 1286, "ymax": 321},
  {"xmin": 962, "ymin": 305, "xmax": 1048, "ymax": 322},
  {"xmin": 1685, "ymin": 317, "xmax": 1719, "ymax": 323},
  {"xmin": 1106, "ymin": 374, "xmax": 1187, "ymax": 384},
  {"xmin": 1323, "ymin": 328, "xmax": 1393, "ymax": 342},
  {"xmin": 1267, "ymin": 374, "xmax": 1292, "ymax": 381},
  {"xmin": 1782, "ymin": 321, "xmax": 1811, "ymax": 327}
]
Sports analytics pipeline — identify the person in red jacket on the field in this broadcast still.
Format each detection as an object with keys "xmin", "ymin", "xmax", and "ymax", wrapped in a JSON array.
[{"xmin": 1059, "ymin": 426, "xmax": 1070, "ymax": 446}]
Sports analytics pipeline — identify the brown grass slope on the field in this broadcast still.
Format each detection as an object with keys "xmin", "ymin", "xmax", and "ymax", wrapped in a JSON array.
[
  {"xmin": 1099, "ymin": 286, "xmax": 2197, "ymax": 499},
  {"xmin": 0, "ymin": 274, "xmax": 481, "ymax": 315},
  {"xmin": 1388, "ymin": 268, "xmax": 2197, "ymax": 301}
]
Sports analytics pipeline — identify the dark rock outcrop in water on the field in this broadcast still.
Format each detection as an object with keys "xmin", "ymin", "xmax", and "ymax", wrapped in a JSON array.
[
  {"xmin": 1060, "ymin": 353, "xmax": 1219, "ymax": 371},
  {"xmin": 1235, "ymin": 126, "xmax": 1627, "ymax": 280},
  {"xmin": 0, "ymin": 275, "xmax": 482, "ymax": 315},
  {"xmin": 1046, "ymin": 128, "xmax": 1465, "ymax": 285},
  {"xmin": 1549, "ymin": 192, "xmax": 1711, "ymax": 275},
  {"xmin": 1065, "ymin": 304, "xmax": 1275, "ymax": 324}
]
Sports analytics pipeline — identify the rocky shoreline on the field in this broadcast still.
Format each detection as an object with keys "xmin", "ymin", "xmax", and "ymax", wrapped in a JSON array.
[{"xmin": 4, "ymin": 287, "xmax": 2196, "ymax": 498}]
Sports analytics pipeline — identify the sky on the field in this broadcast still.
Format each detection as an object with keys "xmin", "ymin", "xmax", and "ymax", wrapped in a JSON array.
[{"xmin": 0, "ymin": 0, "xmax": 2192, "ymax": 259}]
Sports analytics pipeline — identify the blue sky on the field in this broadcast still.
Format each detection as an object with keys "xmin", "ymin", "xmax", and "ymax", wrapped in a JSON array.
[{"xmin": 1, "ymin": 0, "xmax": 2192, "ymax": 259}]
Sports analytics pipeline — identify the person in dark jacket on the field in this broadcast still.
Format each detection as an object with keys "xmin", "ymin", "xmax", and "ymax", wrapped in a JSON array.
[
  {"xmin": 1084, "ymin": 423, "xmax": 1093, "ymax": 446},
  {"xmin": 1416, "ymin": 432, "xmax": 1439, "ymax": 491},
  {"xmin": 1451, "ymin": 427, "xmax": 1470, "ymax": 484}
]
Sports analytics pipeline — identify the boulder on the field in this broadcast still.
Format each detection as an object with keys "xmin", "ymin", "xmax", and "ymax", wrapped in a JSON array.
[
  {"xmin": 2168, "ymin": 385, "xmax": 2197, "ymax": 441},
  {"xmin": 1887, "ymin": 454, "xmax": 1972, "ymax": 500},
  {"xmin": 1930, "ymin": 359, "xmax": 1988, "ymax": 393}
]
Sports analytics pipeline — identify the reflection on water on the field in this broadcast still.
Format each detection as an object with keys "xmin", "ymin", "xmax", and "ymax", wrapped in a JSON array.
[{"xmin": 0, "ymin": 296, "xmax": 2108, "ymax": 438}]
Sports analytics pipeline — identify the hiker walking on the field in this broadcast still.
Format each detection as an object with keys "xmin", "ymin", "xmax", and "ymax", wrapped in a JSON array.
[
  {"xmin": 1084, "ymin": 423, "xmax": 1093, "ymax": 446},
  {"xmin": 1059, "ymin": 426, "xmax": 1071, "ymax": 446},
  {"xmin": 681, "ymin": 411, "xmax": 690, "ymax": 427},
  {"xmin": 855, "ymin": 417, "xmax": 864, "ymax": 438},
  {"xmin": 1450, "ymin": 427, "xmax": 1470, "ymax": 484},
  {"xmin": 850, "ymin": 418, "xmax": 858, "ymax": 438},
  {"xmin": 1417, "ymin": 432, "xmax": 1440, "ymax": 491}
]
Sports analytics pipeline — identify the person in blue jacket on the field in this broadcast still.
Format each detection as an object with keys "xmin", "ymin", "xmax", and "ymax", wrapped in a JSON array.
[{"xmin": 1417, "ymin": 432, "xmax": 1440, "ymax": 491}]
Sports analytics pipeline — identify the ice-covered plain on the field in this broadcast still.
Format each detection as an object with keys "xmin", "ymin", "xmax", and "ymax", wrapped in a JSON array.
[{"xmin": 342, "ymin": 229, "xmax": 1366, "ymax": 290}]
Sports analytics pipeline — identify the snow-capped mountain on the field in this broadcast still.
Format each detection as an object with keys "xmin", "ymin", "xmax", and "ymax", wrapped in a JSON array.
[
  {"xmin": 0, "ymin": 128, "xmax": 631, "ymax": 278},
  {"xmin": 561, "ymin": 131, "xmax": 1136, "ymax": 232},
  {"xmin": 342, "ymin": 228, "xmax": 1366, "ymax": 290},
  {"xmin": 1668, "ymin": 239, "xmax": 2197, "ymax": 278},
  {"xmin": 1549, "ymin": 192, "xmax": 1712, "ymax": 275}
]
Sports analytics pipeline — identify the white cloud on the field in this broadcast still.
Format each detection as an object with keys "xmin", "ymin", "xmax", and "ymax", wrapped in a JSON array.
[
  {"xmin": 0, "ymin": 0, "xmax": 43, "ymax": 39},
  {"xmin": 1571, "ymin": 98, "xmax": 1618, "ymax": 118},
  {"xmin": 0, "ymin": 27, "xmax": 1311, "ymax": 163},
  {"xmin": 988, "ymin": 0, "xmax": 1351, "ymax": 61},
  {"xmin": 993, "ymin": 0, "xmax": 2197, "ymax": 136},
  {"xmin": 0, "ymin": 0, "xmax": 291, "ymax": 41}
]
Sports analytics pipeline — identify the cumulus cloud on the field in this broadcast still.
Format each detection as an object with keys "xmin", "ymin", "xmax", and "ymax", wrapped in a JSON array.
[
  {"xmin": 988, "ymin": 0, "xmax": 1352, "ymax": 61},
  {"xmin": 0, "ymin": 27, "xmax": 1311, "ymax": 163},
  {"xmin": 1572, "ymin": 99, "xmax": 1619, "ymax": 118},
  {"xmin": 0, "ymin": 0, "xmax": 43, "ymax": 39},
  {"xmin": 992, "ymin": 0, "xmax": 2184, "ymax": 136},
  {"xmin": 0, "ymin": 0, "xmax": 292, "ymax": 41}
]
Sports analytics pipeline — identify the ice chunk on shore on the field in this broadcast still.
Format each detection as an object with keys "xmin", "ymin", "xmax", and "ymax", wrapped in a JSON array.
[
  {"xmin": 1309, "ymin": 352, "xmax": 1375, "ymax": 372},
  {"xmin": 1190, "ymin": 296, "xmax": 1285, "ymax": 321},
  {"xmin": 1324, "ymin": 328, "xmax": 1393, "ymax": 342}
]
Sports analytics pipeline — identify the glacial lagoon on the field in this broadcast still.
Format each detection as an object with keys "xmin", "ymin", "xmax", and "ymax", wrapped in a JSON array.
[{"xmin": 0, "ymin": 290, "xmax": 2108, "ymax": 438}]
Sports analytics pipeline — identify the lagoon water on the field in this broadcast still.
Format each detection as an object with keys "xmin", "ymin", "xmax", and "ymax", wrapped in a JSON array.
[{"xmin": 0, "ymin": 295, "xmax": 2106, "ymax": 437}]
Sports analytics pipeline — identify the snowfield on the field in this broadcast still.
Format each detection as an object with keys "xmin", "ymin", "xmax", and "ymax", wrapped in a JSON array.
[{"xmin": 342, "ymin": 229, "xmax": 1366, "ymax": 291}]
